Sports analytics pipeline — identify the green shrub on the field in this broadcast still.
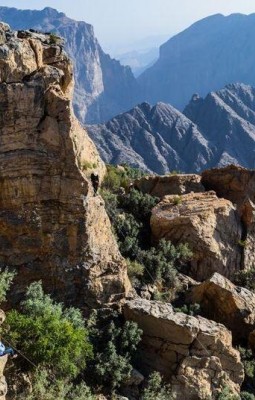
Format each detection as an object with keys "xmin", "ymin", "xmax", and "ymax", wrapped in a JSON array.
[
  {"xmin": 49, "ymin": 33, "xmax": 60, "ymax": 45},
  {"xmin": 235, "ymin": 267, "xmax": 255, "ymax": 291},
  {"xmin": 174, "ymin": 303, "xmax": 201, "ymax": 316},
  {"xmin": 127, "ymin": 259, "xmax": 144, "ymax": 283},
  {"xmin": 87, "ymin": 311, "xmax": 142, "ymax": 390},
  {"xmin": 172, "ymin": 195, "xmax": 182, "ymax": 205},
  {"xmin": 241, "ymin": 393, "xmax": 255, "ymax": 400},
  {"xmin": 4, "ymin": 282, "xmax": 92, "ymax": 378},
  {"xmin": 119, "ymin": 188, "xmax": 159, "ymax": 221},
  {"xmin": 20, "ymin": 369, "xmax": 95, "ymax": 400},
  {"xmin": 0, "ymin": 268, "xmax": 15, "ymax": 303},
  {"xmin": 217, "ymin": 385, "xmax": 240, "ymax": 399},
  {"xmin": 138, "ymin": 239, "xmax": 192, "ymax": 287},
  {"xmin": 141, "ymin": 371, "xmax": 174, "ymax": 400}
]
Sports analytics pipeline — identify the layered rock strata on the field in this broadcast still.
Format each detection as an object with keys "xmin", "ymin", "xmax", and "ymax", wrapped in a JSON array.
[
  {"xmin": 134, "ymin": 174, "xmax": 204, "ymax": 199},
  {"xmin": 0, "ymin": 24, "xmax": 129, "ymax": 306},
  {"xmin": 151, "ymin": 191, "xmax": 242, "ymax": 280},
  {"xmin": 191, "ymin": 273, "xmax": 255, "ymax": 342},
  {"xmin": 124, "ymin": 299, "xmax": 244, "ymax": 399}
]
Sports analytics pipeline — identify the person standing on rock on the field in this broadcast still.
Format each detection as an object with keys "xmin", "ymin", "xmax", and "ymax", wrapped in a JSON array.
[{"xmin": 91, "ymin": 171, "xmax": 99, "ymax": 196}]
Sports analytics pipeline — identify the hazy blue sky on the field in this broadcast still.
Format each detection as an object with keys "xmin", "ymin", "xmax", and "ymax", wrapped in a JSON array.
[{"xmin": 1, "ymin": 0, "xmax": 255, "ymax": 51}]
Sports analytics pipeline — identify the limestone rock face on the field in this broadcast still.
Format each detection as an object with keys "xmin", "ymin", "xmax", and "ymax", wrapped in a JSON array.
[
  {"xmin": 124, "ymin": 299, "xmax": 244, "ymax": 399},
  {"xmin": 202, "ymin": 165, "xmax": 255, "ymax": 269},
  {"xmin": 0, "ymin": 25, "xmax": 130, "ymax": 306},
  {"xmin": 151, "ymin": 191, "xmax": 242, "ymax": 280},
  {"xmin": 191, "ymin": 273, "xmax": 255, "ymax": 342},
  {"xmin": 134, "ymin": 174, "xmax": 204, "ymax": 199}
]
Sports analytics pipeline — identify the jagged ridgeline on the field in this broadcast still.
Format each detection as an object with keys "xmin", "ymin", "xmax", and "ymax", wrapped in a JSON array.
[{"xmin": 87, "ymin": 83, "xmax": 255, "ymax": 174}]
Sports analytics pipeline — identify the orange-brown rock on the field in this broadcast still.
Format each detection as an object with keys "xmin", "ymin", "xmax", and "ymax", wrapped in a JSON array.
[
  {"xmin": 202, "ymin": 165, "xmax": 255, "ymax": 269},
  {"xmin": 191, "ymin": 272, "xmax": 255, "ymax": 342},
  {"xmin": 134, "ymin": 174, "xmax": 204, "ymax": 199},
  {"xmin": 0, "ymin": 25, "xmax": 130, "ymax": 306},
  {"xmin": 124, "ymin": 299, "xmax": 244, "ymax": 399},
  {"xmin": 151, "ymin": 191, "xmax": 242, "ymax": 280}
]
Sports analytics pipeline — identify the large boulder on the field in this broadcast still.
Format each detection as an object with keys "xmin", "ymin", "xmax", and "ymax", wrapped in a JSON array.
[
  {"xmin": 191, "ymin": 273, "xmax": 255, "ymax": 342},
  {"xmin": 0, "ymin": 27, "xmax": 130, "ymax": 307},
  {"xmin": 202, "ymin": 165, "xmax": 255, "ymax": 269},
  {"xmin": 151, "ymin": 191, "xmax": 242, "ymax": 280},
  {"xmin": 134, "ymin": 174, "xmax": 204, "ymax": 199},
  {"xmin": 124, "ymin": 299, "xmax": 244, "ymax": 399}
]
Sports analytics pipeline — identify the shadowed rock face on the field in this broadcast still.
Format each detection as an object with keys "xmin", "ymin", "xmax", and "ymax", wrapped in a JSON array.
[
  {"xmin": 0, "ymin": 24, "xmax": 130, "ymax": 307},
  {"xmin": 0, "ymin": 6, "xmax": 139, "ymax": 124},
  {"xmin": 139, "ymin": 13, "xmax": 255, "ymax": 111},
  {"xmin": 124, "ymin": 299, "xmax": 244, "ymax": 399},
  {"xmin": 191, "ymin": 273, "xmax": 255, "ymax": 342}
]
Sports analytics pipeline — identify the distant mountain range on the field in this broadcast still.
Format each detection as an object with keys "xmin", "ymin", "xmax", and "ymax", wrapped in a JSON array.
[
  {"xmin": 138, "ymin": 13, "xmax": 255, "ymax": 111},
  {"xmin": 0, "ymin": 6, "xmax": 139, "ymax": 124},
  {"xmin": 87, "ymin": 83, "xmax": 255, "ymax": 173}
]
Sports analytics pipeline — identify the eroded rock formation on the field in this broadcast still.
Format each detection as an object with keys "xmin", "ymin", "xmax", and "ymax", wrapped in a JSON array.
[
  {"xmin": 0, "ymin": 24, "xmax": 130, "ymax": 306},
  {"xmin": 191, "ymin": 272, "xmax": 255, "ymax": 342},
  {"xmin": 134, "ymin": 174, "xmax": 204, "ymax": 199},
  {"xmin": 124, "ymin": 299, "xmax": 244, "ymax": 399},
  {"xmin": 151, "ymin": 191, "xmax": 242, "ymax": 280}
]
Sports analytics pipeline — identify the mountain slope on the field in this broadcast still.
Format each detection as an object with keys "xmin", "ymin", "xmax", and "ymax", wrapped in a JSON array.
[
  {"xmin": 87, "ymin": 102, "xmax": 212, "ymax": 174},
  {"xmin": 184, "ymin": 83, "xmax": 255, "ymax": 168},
  {"xmin": 0, "ymin": 6, "xmax": 139, "ymax": 124},
  {"xmin": 88, "ymin": 84, "xmax": 255, "ymax": 174},
  {"xmin": 138, "ymin": 13, "xmax": 255, "ymax": 111}
]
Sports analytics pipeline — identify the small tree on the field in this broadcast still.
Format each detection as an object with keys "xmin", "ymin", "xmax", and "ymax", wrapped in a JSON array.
[
  {"xmin": 4, "ymin": 282, "xmax": 93, "ymax": 377},
  {"xmin": 0, "ymin": 268, "xmax": 16, "ymax": 303},
  {"xmin": 141, "ymin": 371, "xmax": 174, "ymax": 400}
]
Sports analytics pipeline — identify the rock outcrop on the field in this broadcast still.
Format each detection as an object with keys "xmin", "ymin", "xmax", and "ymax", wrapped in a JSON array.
[
  {"xmin": 134, "ymin": 174, "xmax": 204, "ymax": 198},
  {"xmin": 87, "ymin": 102, "xmax": 213, "ymax": 174},
  {"xmin": 0, "ymin": 6, "xmax": 139, "ymax": 124},
  {"xmin": 0, "ymin": 24, "xmax": 130, "ymax": 306},
  {"xmin": 202, "ymin": 165, "xmax": 255, "ymax": 270},
  {"xmin": 151, "ymin": 191, "xmax": 242, "ymax": 280},
  {"xmin": 124, "ymin": 299, "xmax": 244, "ymax": 399},
  {"xmin": 139, "ymin": 13, "xmax": 255, "ymax": 111},
  {"xmin": 191, "ymin": 273, "xmax": 255, "ymax": 342}
]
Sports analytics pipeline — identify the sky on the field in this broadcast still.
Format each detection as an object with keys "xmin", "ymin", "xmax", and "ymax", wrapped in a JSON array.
[{"xmin": 1, "ymin": 0, "xmax": 255, "ymax": 53}]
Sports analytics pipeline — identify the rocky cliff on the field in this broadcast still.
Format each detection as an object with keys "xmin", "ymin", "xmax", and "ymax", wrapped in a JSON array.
[
  {"xmin": 0, "ymin": 6, "xmax": 139, "ymax": 124},
  {"xmin": 138, "ymin": 13, "xmax": 255, "ymax": 111},
  {"xmin": 0, "ymin": 23, "xmax": 129, "ymax": 307}
]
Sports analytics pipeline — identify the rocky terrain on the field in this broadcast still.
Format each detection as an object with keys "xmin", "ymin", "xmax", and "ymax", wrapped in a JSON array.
[
  {"xmin": 88, "ymin": 83, "xmax": 255, "ymax": 174},
  {"xmin": 2, "ymin": 11, "xmax": 255, "ymax": 400},
  {"xmin": 0, "ymin": 22, "xmax": 129, "ymax": 308},
  {"xmin": 0, "ymin": 6, "xmax": 139, "ymax": 124},
  {"xmin": 138, "ymin": 13, "xmax": 255, "ymax": 111}
]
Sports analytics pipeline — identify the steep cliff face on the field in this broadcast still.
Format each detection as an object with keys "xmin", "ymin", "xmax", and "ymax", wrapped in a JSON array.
[
  {"xmin": 0, "ymin": 6, "xmax": 139, "ymax": 124},
  {"xmin": 139, "ymin": 13, "xmax": 255, "ymax": 111},
  {"xmin": 0, "ymin": 24, "xmax": 129, "ymax": 306}
]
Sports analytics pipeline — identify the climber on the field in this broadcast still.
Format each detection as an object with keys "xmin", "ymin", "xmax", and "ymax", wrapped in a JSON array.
[
  {"xmin": 0, "ymin": 341, "xmax": 16, "ymax": 358},
  {"xmin": 91, "ymin": 171, "xmax": 99, "ymax": 196}
]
